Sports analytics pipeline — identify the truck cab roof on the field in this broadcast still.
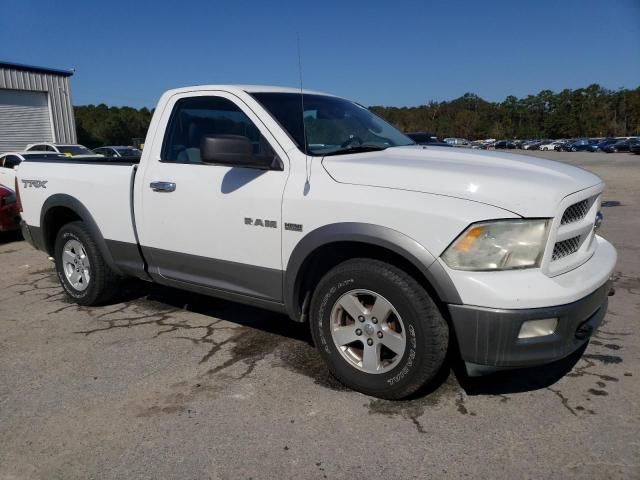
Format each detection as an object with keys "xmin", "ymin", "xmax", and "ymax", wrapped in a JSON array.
[{"xmin": 162, "ymin": 84, "xmax": 335, "ymax": 97}]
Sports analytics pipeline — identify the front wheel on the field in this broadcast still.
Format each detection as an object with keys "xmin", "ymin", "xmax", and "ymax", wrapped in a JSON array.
[
  {"xmin": 310, "ymin": 259, "xmax": 449, "ymax": 399},
  {"xmin": 54, "ymin": 221, "xmax": 120, "ymax": 305}
]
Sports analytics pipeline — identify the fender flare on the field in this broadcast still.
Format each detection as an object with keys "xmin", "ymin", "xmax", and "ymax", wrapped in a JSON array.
[
  {"xmin": 283, "ymin": 222, "xmax": 461, "ymax": 321},
  {"xmin": 40, "ymin": 194, "xmax": 123, "ymax": 275}
]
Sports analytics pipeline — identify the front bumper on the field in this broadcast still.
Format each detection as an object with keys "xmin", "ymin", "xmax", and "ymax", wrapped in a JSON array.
[{"xmin": 449, "ymin": 280, "xmax": 612, "ymax": 375}]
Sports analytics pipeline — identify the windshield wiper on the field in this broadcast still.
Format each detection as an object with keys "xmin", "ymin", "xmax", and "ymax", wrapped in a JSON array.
[{"xmin": 322, "ymin": 144, "xmax": 389, "ymax": 156}]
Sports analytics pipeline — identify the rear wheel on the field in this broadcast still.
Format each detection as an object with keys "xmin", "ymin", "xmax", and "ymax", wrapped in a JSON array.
[
  {"xmin": 310, "ymin": 258, "xmax": 449, "ymax": 399},
  {"xmin": 54, "ymin": 221, "xmax": 120, "ymax": 305}
]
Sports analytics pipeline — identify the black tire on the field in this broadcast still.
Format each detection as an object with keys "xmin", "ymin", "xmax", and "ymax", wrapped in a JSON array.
[
  {"xmin": 54, "ymin": 221, "xmax": 120, "ymax": 306},
  {"xmin": 309, "ymin": 258, "xmax": 449, "ymax": 399}
]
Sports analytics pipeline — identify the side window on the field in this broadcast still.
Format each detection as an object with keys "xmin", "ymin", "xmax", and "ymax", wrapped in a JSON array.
[
  {"xmin": 161, "ymin": 96, "xmax": 275, "ymax": 164},
  {"xmin": 4, "ymin": 155, "xmax": 22, "ymax": 169}
]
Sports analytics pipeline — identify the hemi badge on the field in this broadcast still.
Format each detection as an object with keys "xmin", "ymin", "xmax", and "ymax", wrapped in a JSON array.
[{"xmin": 285, "ymin": 223, "xmax": 303, "ymax": 232}]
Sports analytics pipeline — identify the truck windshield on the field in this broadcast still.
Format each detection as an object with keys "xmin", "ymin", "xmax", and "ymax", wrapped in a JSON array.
[{"xmin": 250, "ymin": 92, "xmax": 414, "ymax": 156}]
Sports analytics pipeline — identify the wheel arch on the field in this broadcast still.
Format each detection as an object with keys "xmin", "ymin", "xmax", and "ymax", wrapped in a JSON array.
[
  {"xmin": 284, "ymin": 223, "xmax": 461, "ymax": 322},
  {"xmin": 40, "ymin": 194, "xmax": 122, "ymax": 275}
]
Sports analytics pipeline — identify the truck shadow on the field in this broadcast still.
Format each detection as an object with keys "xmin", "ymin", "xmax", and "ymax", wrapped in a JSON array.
[
  {"xmin": 122, "ymin": 280, "xmax": 313, "ymax": 345},
  {"xmin": 451, "ymin": 343, "xmax": 586, "ymax": 396},
  {"xmin": 0, "ymin": 230, "xmax": 23, "ymax": 245},
  {"xmin": 117, "ymin": 280, "xmax": 588, "ymax": 398}
]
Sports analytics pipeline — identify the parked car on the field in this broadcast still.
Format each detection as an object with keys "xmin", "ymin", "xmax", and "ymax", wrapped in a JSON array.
[
  {"xmin": 562, "ymin": 139, "xmax": 593, "ymax": 152},
  {"xmin": 443, "ymin": 137, "xmax": 469, "ymax": 147},
  {"xmin": 494, "ymin": 140, "xmax": 516, "ymax": 149},
  {"xmin": 630, "ymin": 140, "xmax": 640, "ymax": 155},
  {"xmin": 522, "ymin": 140, "xmax": 541, "ymax": 150},
  {"xmin": 405, "ymin": 132, "xmax": 451, "ymax": 147},
  {"xmin": 567, "ymin": 138, "xmax": 597, "ymax": 152},
  {"xmin": 25, "ymin": 143, "xmax": 99, "ymax": 158},
  {"xmin": 587, "ymin": 138, "xmax": 618, "ymax": 152},
  {"xmin": 93, "ymin": 146, "xmax": 143, "ymax": 158},
  {"xmin": 554, "ymin": 139, "xmax": 574, "ymax": 151},
  {"xmin": 539, "ymin": 140, "xmax": 562, "ymax": 151},
  {"xmin": 16, "ymin": 84, "xmax": 616, "ymax": 399},
  {"xmin": 602, "ymin": 139, "xmax": 634, "ymax": 153},
  {"xmin": 0, "ymin": 185, "xmax": 20, "ymax": 233},
  {"xmin": 0, "ymin": 152, "xmax": 66, "ymax": 187}
]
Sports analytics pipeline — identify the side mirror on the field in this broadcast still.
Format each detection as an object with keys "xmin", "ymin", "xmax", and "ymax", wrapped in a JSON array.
[{"xmin": 200, "ymin": 134, "xmax": 274, "ymax": 169}]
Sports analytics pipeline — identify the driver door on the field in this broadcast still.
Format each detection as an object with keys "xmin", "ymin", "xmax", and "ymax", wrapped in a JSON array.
[{"xmin": 135, "ymin": 91, "xmax": 289, "ymax": 302}]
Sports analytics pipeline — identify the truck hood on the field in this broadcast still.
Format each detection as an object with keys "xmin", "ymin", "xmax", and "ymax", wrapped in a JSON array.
[{"xmin": 322, "ymin": 146, "xmax": 602, "ymax": 217}]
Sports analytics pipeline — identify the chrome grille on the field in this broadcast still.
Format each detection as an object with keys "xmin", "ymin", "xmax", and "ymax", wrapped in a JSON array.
[
  {"xmin": 552, "ymin": 236, "xmax": 581, "ymax": 261},
  {"xmin": 561, "ymin": 199, "xmax": 589, "ymax": 225}
]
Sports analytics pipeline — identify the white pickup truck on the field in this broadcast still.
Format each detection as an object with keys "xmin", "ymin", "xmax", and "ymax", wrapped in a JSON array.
[{"xmin": 16, "ymin": 85, "xmax": 617, "ymax": 399}]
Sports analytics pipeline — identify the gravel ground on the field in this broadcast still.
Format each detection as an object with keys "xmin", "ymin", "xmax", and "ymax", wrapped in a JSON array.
[{"xmin": 0, "ymin": 150, "xmax": 638, "ymax": 479}]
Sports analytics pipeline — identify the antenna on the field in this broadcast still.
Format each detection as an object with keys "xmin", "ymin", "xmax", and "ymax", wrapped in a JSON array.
[{"xmin": 297, "ymin": 33, "xmax": 312, "ymax": 191}]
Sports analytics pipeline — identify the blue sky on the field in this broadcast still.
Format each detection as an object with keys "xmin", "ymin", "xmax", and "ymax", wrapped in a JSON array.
[{"xmin": 2, "ymin": 0, "xmax": 639, "ymax": 108}]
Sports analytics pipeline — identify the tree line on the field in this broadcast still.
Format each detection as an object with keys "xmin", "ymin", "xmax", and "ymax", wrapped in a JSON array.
[
  {"xmin": 74, "ymin": 84, "xmax": 640, "ymax": 147},
  {"xmin": 370, "ymin": 84, "xmax": 640, "ymax": 140},
  {"xmin": 74, "ymin": 104, "xmax": 152, "ymax": 148}
]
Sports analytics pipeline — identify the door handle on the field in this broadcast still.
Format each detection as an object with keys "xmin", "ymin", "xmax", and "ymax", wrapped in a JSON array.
[{"xmin": 150, "ymin": 181, "xmax": 176, "ymax": 192}]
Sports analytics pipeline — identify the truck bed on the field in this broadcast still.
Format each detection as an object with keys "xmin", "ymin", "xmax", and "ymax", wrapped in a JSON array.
[{"xmin": 18, "ymin": 156, "xmax": 140, "ymax": 250}]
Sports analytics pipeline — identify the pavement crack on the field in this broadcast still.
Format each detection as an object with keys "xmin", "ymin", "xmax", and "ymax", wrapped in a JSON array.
[
  {"xmin": 73, "ymin": 309, "xmax": 181, "ymax": 336},
  {"xmin": 546, "ymin": 387, "xmax": 577, "ymax": 416}
]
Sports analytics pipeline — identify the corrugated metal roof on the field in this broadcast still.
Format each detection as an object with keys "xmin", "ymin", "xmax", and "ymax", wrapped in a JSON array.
[{"xmin": 0, "ymin": 60, "xmax": 74, "ymax": 77}]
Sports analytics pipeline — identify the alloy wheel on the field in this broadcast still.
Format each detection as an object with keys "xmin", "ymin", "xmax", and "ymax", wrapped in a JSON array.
[
  {"xmin": 329, "ymin": 289, "xmax": 406, "ymax": 374},
  {"xmin": 62, "ymin": 239, "xmax": 91, "ymax": 291}
]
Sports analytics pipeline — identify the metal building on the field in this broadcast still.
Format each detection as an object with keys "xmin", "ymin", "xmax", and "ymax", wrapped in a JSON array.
[{"xmin": 0, "ymin": 61, "xmax": 77, "ymax": 153}]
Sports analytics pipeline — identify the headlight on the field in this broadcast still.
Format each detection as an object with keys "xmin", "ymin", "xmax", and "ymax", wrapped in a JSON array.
[{"xmin": 442, "ymin": 219, "xmax": 550, "ymax": 271}]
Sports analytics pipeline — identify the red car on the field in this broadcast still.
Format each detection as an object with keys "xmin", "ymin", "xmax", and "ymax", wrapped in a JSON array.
[{"xmin": 0, "ymin": 185, "xmax": 20, "ymax": 232}]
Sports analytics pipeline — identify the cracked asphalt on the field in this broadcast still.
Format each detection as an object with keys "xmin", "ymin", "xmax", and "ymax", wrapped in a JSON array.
[{"xmin": 1, "ymin": 151, "xmax": 638, "ymax": 479}]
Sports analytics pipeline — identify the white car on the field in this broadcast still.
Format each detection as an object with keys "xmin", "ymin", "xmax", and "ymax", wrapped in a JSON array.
[
  {"xmin": 540, "ymin": 141, "xmax": 562, "ymax": 151},
  {"xmin": 93, "ymin": 146, "xmax": 142, "ymax": 158},
  {"xmin": 25, "ymin": 143, "xmax": 100, "ymax": 158},
  {"xmin": 0, "ymin": 151, "xmax": 65, "ymax": 188},
  {"xmin": 443, "ymin": 137, "xmax": 470, "ymax": 147},
  {"xmin": 16, "ymin": 85, "xmax": 616, "ymax": 399}
]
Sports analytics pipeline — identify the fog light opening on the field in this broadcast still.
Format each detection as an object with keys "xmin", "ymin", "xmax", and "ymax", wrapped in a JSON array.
[{"xmin": 518, "ymin": 318, "xmax": 558, "ymax": 339}]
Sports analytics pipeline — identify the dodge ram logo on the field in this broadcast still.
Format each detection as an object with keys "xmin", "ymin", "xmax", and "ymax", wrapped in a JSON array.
[
  {"xmin": 245, "ymin": 217, "xmax": 277, "ymax": 228},
  {"xmin": 21, "ymin": 179, "xmax": 48, "ymax": 189}
]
